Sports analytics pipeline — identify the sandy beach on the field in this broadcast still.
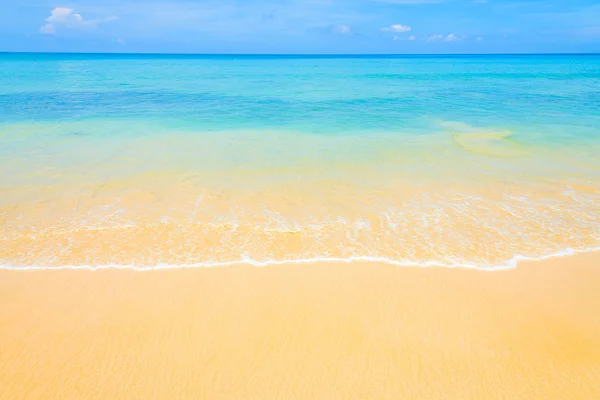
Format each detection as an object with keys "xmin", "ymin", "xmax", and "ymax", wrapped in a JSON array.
[{"xmin": 1, "ymin": 252, "xmax": 599, "ymax": 399}]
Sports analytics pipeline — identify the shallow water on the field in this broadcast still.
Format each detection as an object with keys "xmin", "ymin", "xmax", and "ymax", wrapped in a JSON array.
[{"xmin": 1, "ymin": 54, "xmax": 599, "ymax": 269}]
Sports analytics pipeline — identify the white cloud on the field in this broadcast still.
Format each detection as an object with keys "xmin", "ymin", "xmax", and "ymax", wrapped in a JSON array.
[
  {"xmin": 393, "ymin": 35, "xmax": 400, "ymax": 40},
  {"xmin": 408, "ymin": 35, "xmax": 416, "ymax": 40},
  {"xmin": 39, "ymin": 7, "xmax": 113, "ymax": 35},
  {"xmin": 382, "ymin": 24, "xmax": 412, "ymax": 33},
  {"xmin": 428, "ymin": 33, "xmax": 461, "ymax": 42},
  {"xmin": 333, "ymin": 24, "xmax": 351, "ymax": 34},
  {"xmin": 39, "ymin": 23, "xmax": 55, "ymax": 35},
  {"xmin": 476, "ymin": 36, "xmax": 484, "ymax": 41}
]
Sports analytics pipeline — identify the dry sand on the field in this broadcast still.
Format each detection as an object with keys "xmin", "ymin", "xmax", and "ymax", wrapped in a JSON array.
[{"xmin": 1, "ymin": 252, "xmax": 600, "ymax": 399}]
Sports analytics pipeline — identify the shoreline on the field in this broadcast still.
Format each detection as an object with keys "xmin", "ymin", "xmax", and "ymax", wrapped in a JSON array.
[
  {"xmin": 2, "ymin": 246, "xmax": 600, "ymax": 271},
  {"xmin": 2, "ymin": 251, "xmax": 600, "ymax": 399}
]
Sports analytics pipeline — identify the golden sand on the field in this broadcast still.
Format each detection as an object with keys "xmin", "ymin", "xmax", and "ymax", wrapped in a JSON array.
[
  {"xmin": 1, "ymin": 253, "xmax": 600, "ymax": 399},
  {"xmin": 3, "ymin": 177, "xmax": 600, "ymax": 267}
]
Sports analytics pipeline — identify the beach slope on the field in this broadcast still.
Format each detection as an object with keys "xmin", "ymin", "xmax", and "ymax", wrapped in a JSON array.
[{"xmin": 1, "ymin": 253, "xmax": 600, "ymax": 399}]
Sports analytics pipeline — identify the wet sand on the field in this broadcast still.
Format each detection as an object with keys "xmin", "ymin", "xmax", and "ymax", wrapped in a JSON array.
[{"xmin": 1, "ymin": 253, "xmax": 600, "ymax": 399}]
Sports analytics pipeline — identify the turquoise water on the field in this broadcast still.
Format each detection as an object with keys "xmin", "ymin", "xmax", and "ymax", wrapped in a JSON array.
[
  {"xmin": 1, "ymin": 53, "xmax": 600, "ymax": 268},
  {"xmin": 2, "ymin": 54, "xmax": 600, "ymax": 138}
]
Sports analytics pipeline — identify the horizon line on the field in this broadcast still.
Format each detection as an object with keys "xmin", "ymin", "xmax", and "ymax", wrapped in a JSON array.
[{"xmin": 2, "ymin": 51, "xmax": 600, "ymax": 57}]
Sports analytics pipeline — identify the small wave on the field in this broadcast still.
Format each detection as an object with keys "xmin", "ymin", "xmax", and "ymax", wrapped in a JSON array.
[{"xmin": 1, "ymin": 246, "xmax": 598, "ymax": 272}]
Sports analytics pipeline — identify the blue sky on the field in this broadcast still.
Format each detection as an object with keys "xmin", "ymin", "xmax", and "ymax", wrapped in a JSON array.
[{"xmin": 1, "ymin": 0, "xmax": 599, "ymax": 53}]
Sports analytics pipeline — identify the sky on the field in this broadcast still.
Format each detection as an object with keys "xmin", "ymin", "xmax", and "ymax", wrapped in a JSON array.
[{"xmin": 1, "ymin": 0, "xmax": 599, "ymax": 54}]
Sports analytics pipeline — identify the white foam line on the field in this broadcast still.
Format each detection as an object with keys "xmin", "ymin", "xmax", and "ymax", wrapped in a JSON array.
[{"xmin": 1, "ymin": 246, "xmax": 599, "ymax": 272}]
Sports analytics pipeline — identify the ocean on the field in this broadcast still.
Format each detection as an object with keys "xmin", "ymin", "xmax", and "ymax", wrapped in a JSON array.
[{"xmin": 1, "ymin": 53, "xmax": 599, "ymax": 269}]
